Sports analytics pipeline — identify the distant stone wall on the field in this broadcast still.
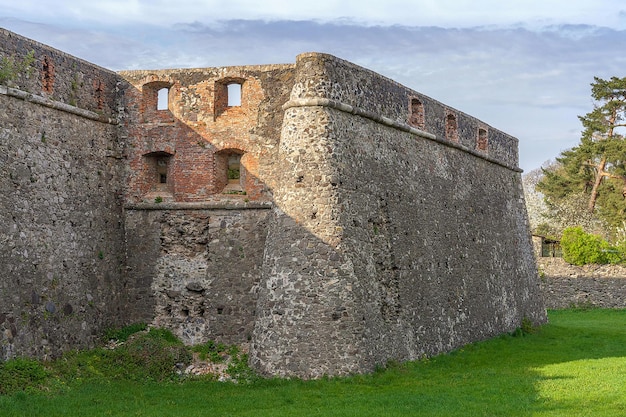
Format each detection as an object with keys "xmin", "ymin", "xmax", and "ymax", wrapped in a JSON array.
[
  {"xmin": 0, "ymin": 30, "xmax": 128, "ymax": 360},
  {"xmin": 539, "ymin": 258, "xmax": 626, "ymax": 309},
  {"xmin": 251, "ymin": 53, "xmax": 546, "ymax": 378}
]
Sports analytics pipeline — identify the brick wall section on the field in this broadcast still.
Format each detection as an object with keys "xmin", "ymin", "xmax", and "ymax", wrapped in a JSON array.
[
  {"xmin": 119, "ymin": 65, "xmax": 295, "ymax": 203},
  {"xmin": 118, "ymin": 64, "xmax": 295, "ymax": 344}
]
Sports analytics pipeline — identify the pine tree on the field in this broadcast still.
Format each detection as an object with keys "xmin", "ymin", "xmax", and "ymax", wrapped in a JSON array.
[{"xmin": 537, "ymin": 76, "xmax": 626, "ymax": 232}]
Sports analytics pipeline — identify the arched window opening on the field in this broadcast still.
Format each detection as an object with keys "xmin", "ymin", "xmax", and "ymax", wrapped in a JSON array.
[
  {"xmin": 214, "ymin": 78, "xmax": 245, "ymax": 118},
  {"xmin": 142, "ymin": 81, "xmax": 172, "ymax": 119},
  {"xmin": 157, "ymin": 87, "xmax": 169, "ymax": 110},
  {"xmin": 445, "ymin": 113, "xmax": 459, "ymax": 142},
  {"xmin": 477, "ymin": 128, "xmax": 488, "ymax": 152},
  {"xmin": 409, "ymin": 98, "xmax": 425, "ymax": 130},
  {"xmin": 143, "ymin": 151, "xmax": 174, "ymax": 195},
  {"xmin": 215, "ymin": 149, "xmax": 246, "ymax": 195},
  {"xmin": 227, "ymin": 83, "xmax": 242, "ymax": 107}
]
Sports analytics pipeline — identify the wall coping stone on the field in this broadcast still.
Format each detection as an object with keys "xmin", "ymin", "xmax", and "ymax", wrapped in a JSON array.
[
  {"xmin": 283, "ymin": 97, "xmax": 522, "ymax": 173},
  {"xmin": 0, "ymin": 85, "xmax": 118, "ymax": 125},
  {"xmin": 124, "ymin": 201, "xmax": 273, "ymax": 211}
]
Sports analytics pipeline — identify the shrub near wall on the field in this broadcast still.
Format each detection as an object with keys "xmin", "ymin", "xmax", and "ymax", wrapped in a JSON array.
[{"xmin": 560, "ymin": 227, "xmax": 623, "ymax": 266}]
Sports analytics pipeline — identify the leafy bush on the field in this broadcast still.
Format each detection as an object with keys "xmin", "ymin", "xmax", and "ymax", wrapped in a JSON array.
[
  {"xmin": 226, "ymin": 352, "xmax": 258, "ymax": 383},
  {"xmin": 0, "ymin": 50, "xmax": 35, "ymax": 86},
  {"xmin": 227, "ymin": 168, "xmax": 240, "ymax": 179},
  {"xmin": 52, "ymin": 327, "xmax": 190, "ymax": 383},
  {"xmin": 51, "ymin": 348, "xmax": 118, "ymax": 381},
  {"xmin": 560, "ymin": 226, "xmax": 623, "ymax": 265},
  {"xmin": 2, "ymin": 329, "xmax": 258, "ymax": 394},
  {"xmin": 192, "ymin": 340, "xmax": 228, "ymax": 362},
  {"xmin": 0, "ymin": 358, "xmax": 50, "ymax": 395}
]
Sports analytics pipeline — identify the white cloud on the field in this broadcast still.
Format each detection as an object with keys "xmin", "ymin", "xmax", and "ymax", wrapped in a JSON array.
[{"xmin": 1, "ymin": 0, "xmax": 625, "ymax": 29}]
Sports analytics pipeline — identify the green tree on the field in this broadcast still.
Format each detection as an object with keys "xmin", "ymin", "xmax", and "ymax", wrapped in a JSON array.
[{"xmin": 537, "ymin": 76, "xmax": 626, "ymax": 232}]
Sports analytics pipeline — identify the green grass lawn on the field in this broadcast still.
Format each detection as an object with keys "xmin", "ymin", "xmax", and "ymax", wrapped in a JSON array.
[{"xmin": 1, "ymin": 309, "xmax": 625, "ymax": 416}]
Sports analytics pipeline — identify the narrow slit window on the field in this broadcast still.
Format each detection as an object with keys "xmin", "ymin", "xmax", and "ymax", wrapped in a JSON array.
[
  {"xmin": 157, "ymin": 158, "xmax": 168, "ymax": 184},
  {"xmin": 227, "ymin": 83, "xmax": 241, "ymax": 106},
  {"xmin": 409, "ymin": 98, "xmax": 425, "ymax": 129},
  {"xmin": 445, "ymin": 113, "xmax": 458, "ymax": 142},
  {"xmin": 157, "ymin": 87, "xmax": 169, "ymax": 110},
  {"xmin": 477, "ymin": 128, "xmax": 488, "ymax": 152}
]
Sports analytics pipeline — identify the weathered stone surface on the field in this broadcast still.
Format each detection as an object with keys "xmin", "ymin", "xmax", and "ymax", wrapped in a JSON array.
[
  {"xmin": 250, "ymin": 53, "xmax": 545, "ymax": 378},
  {"xmin": 124, "ymin": 207, "xmax": 271, "ymax": 345}
]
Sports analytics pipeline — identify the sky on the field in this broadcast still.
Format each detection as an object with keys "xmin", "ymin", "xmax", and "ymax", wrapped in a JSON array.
[{"xmin": 1, "ymin": 0, "xmax": 626, "ymax": 172}]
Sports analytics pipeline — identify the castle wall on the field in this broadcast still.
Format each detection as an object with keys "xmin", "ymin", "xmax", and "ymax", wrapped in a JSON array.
[
  {"xmin": 119, "ymin": 64, "xmax": 294, "ymax": 204},
  {"xmin": 2, "ymin": 28, "xmax": 546, "ymax": 379},
  {"xmin": 0, "ymin": 30, "xmax": 128, "ymax": 360},
  {"xmin": 252, "ymin": 53, "xmax": 546, "ymax": 378}
]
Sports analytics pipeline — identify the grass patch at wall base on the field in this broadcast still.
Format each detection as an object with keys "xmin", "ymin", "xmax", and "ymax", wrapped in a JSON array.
[{"xmin": 1, "ymin": 309, "xmax": 625, "ymax": 416}]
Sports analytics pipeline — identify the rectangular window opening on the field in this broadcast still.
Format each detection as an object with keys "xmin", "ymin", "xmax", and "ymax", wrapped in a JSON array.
[
  {"xmin": 157, "ymin": 87, "xmax": 169, "ymax": 110},
  {"xmin": 227, "ymin": 83, "xmax": 241, "ymax": 106}
]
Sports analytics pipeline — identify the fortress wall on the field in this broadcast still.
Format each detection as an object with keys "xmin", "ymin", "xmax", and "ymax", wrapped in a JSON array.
[
  {"xmin": 0, "ymin": 31, "xmax": 127, "ymax": 360},
  {"xmin": 287, "ymin": 52, "xmax": 519, "ymax": 169},
  {"xmin": 2, "ymin": 29, "xmax": 546, "ymax": 378},
  {"xmin": 251, "ymin": 104, "xmax": 369, "ymax": 377},
  {"xmin": 0, "ymin": 29, "xmax": 122, "ymax": 116},
  {"xmin": 332, "ymin": 110, "xmax": 545, "ymax": 362},
  {"xmin": 252, "ymin": 53, "xmax": 546, "ymax": 378}
]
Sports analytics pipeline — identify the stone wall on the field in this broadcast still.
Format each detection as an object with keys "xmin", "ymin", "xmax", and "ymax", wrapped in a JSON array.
[
  {"xmin": 539, "ymin": 258, "xmax": 626, "ymax": 309},
  {"xmin": 251, "ymin": 53, "xmax": 546, "ymax": 378},
  {"xmin": 0, "ymin": 29, "xmax": 128, "ymax": 360},
  {"xmin": 119, "ymin": 62, "xmax": 296, "ymax": 346},
  {"xmin": 123, "ymin": 203, "xmax": 272, "ymax": 345},
  {"xmin": 0, "ymin": 29, "xmax": 121, "ymax": 117}
]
